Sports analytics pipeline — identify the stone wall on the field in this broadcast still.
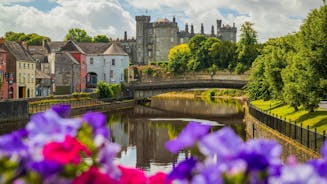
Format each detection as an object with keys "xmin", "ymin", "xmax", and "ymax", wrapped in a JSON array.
[
  {"xmin": 245, "ymin": 106, "xmax": 319, "ymax": 162},
  {"xmin": 0, "ymin": 99, "xmax": 29, "ymax": 123}
]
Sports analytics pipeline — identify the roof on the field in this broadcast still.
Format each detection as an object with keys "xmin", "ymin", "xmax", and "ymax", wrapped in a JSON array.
[
  {"xmin": 29, "ymin": 46, "xmax": 47, "ymax": 55},
  {"xmin": 0, "ymin": 48, "xmax": 7, "ymax": 53},
  {"xmin": 35, "ymin": 69, "xmax": 50, "ymax": 79},
  {"xmin": 103, "ymin": 43, "xmax": 128, "ymax": 56},
  {"xmin": 55, "ymin": 52, "xmax": 80, "ymax": 65},
  {"xmin": 4, "ymin": 41, "xmax": 34, "ymax": 61},
  {"xmin": 48, "ymin": 41, "xmax": 65, "ymax": 51},
  {"xmin": 77, "ymin": 42, "xmax": 110, "ymax": 54}
]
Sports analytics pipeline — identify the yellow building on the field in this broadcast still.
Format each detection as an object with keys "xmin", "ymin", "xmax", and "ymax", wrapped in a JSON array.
[{"xmin": 17, "ymin": 61, "xmax": 36, "ymax": 98}]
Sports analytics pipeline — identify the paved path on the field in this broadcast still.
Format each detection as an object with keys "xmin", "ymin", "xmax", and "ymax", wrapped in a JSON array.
[{"xmin": 319, "ymin": 101, "xmax": 327, "ymax": 110}]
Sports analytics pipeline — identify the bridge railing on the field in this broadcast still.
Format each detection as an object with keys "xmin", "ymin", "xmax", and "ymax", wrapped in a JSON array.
[{"xmin": 248, "ymin": 102, "xmax": 327, "ymax": 153}]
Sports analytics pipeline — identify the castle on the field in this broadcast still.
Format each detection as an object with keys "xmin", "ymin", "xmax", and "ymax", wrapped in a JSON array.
[{"xmin": 119, "ymin": 15, "xmax": 237, "ymax": 65}]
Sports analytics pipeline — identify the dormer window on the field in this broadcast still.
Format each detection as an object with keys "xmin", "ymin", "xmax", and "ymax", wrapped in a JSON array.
[
  {"xmin": 112, "ymin": 59, "xmax": 115, "ymax": 66},
  {"xmin": 90, "ymin": 58, "xmax": 94, "ymax": 64}
]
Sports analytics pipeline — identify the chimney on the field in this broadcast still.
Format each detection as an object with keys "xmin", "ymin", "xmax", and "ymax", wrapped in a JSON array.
[
  {"xmin": 185, "ymin": 23, "xmax": 189, "ymax": 33},
  {"xmin": 124, "ymin": 31, "xmax": 127, "ymax": 41},
  {"xmin": 22, "ymin": 41, "xmax": 29, "ymax": 51},
  {"xmin": 173, "ymin": 16, "xmax": 176, "ymax": 23},
  {"xmin": 0, "ymin": 37, "xmax": 4, "ymax": 44},
  {"xmin": 201, "ymin": 23, "xmax": 204, "ymax": 34},
  {"xmin": 42, "ymin": 39, "xmax": 48, "ymax": 48},
  {"xmin": 191, "ymin": 24, "xmax": 194, "ymax": 34},
  {"xmin": 211, "ymin": 25, "xmax": 215, "ymax": 36}
]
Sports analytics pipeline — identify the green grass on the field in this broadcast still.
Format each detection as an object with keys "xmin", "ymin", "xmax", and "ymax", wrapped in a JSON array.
[{"xmin": 251, "ymin": 100, "xmax": 327, "ymax": 133}]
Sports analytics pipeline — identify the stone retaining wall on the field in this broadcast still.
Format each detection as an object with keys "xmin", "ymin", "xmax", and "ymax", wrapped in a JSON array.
[{"xmin": 245, "ymin": 106, "xmax": 319, "ymax": 162}]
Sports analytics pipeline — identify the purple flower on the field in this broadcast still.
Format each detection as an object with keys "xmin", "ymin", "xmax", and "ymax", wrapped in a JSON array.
[
  {"xmin": 191, "ymin": 163, "xmax": 223, "ymax": 184},
  {"xmin": 199, "ymin": 127, "xmax": 243, "ymax": 159},
  {"xmin": 269, "ymin": 164, "xmax": 327, "ymax": 184},
  {"xmin": 26, "ymin": 110, "xmax": 82, "ymax": 146},
  {"xmin": 51, "ymin": 104, "xmax": 71, "ymax": 118},
  {"xmin": 238, "ymin": 140, "xmax": 282, "ymax": 171},
  {"xmin": 28, "ymin": 160, "xmax": 63, "ymax": 178},
  {"xmin": 321, "ymin": 141, "xmax": 327, "ymax": 159},
  {"xmin": 165, "ymin": 122, "xmax": 210, "ymax": 153},
  {"xmin": 309, "ymin": 159, "xmax": 327, "ymax": 177},
  {"xmin": 168, "ymin": 157, "xmax": 197, "ymax": 181},
  {"xmin": 0, "ymin": 129, "xmax": 28, "ymax": 156},
  {"xmin": 98, "ymin": 141, "xmax": 121, "ymax": 179},
  {"xmin": 83, "ymin": 112, "xmax": 109, "ymax": 139}
]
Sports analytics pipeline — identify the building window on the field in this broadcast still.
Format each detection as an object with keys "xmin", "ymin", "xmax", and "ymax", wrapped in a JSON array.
[
  {"xmin": 170, "ymin": 37, "xmax": 174, "ymax": 42},
  {"xmin": 112, "ymin": 59, "xmax": 115, "ymax": 66},
  {"xmin": 90, "ymin": 58, "xmax": 94, "ymax": 64},
  {"xmin": 27, "ymin": 74, "xmax": 30, "ymax": 83},
  {"xmin": 110, "ymin": 70, "xmax": 114, "ymax": 78},
  {"xmin": 19, "ymin": 63, "xmax": 21, "ymax": 68},
  {"xmin": 32, "ymin": 64, "xmax": 34, "ymax": 69},
  {"xmin": 103, "ymin": 73, "xmax": 106, "ymax": 80},
  {"xmin": 19, "ymin": 73, "xmax": 22, "ymax": 83},
  {"xmin": 156, "ymin": 51, "xmax": 160, "ymax": 56},
  {"xmin": 180, "ymin": 38, "xmax": 184, "ymax": 43}
]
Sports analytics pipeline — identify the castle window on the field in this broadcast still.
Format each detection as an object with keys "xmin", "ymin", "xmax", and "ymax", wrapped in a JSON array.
[
  {"xmin": 103, "ymin": 73, "xmax": 106, "ymax": 80},
  {"xmin": 110, "ymin": 70, "xmax": 114, "ymax": 78},
  {"xmin": 148, "ymin": 51, "xmax": 151, "ymax": 57},
  {"xmin": 170, "ymin": 37, "xmax": 174, "ymax": 42},
  {"xmin": 112, "ymin": 59, "xmax": 115, "ymax": 66},
  {"xmin": 90, "ymin": 58, "xmax": 94, "ymax": 64},
  {"xmin": 156, "ymin": 51, "xmax": 160, "ymax": 56},
  {"xmin": 180, "ymin": 38, "xmax": 184, "ymax": 43}
]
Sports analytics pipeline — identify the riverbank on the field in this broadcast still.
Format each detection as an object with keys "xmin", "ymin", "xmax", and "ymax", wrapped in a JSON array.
[{"xmin": 251, "ymin": 100, "xmax": 327, "ymax": 133}]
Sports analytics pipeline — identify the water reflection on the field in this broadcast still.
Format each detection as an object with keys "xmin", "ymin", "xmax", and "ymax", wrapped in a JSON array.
[{"xmin": 107, "ymin": 97, "xmax": 245, "ymax": 174}]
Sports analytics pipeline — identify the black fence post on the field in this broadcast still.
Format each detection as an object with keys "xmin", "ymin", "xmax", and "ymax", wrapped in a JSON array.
[
  {"xmin": 300, "ymin": 123, "xmax": 303, "ymax": 144},
  {"xmin": 252, "ymin": 123, "xmax": 255, "ymax": 139},
  {"xmin": 314, "ymin": 128, "xmax": 317, "ymax": 151},
  {"xmin": 294, "ymin": 121, "xmax": 297, "ymax": 140},
  {"xmin": 324, "ymin": 131, "xmax": 326, "ymax": 143},
  {"xmin": 307, "ymin": 125, "xmax": 310, "ymax": 148}
]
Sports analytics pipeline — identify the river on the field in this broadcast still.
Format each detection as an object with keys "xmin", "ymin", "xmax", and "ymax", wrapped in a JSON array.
[{"xmin": 105, "ymin": 96, "xmax": 246, "ymax": 175}]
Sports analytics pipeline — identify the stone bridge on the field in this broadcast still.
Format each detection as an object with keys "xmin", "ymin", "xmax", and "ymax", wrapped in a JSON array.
[{"xmin": 129, "ymin": 79, "xmax": 248, "ymax": 100}]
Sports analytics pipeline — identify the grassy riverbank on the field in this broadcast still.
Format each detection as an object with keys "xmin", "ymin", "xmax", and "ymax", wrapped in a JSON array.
[
  {"xmin": 157, "ymin": 89, "xmax": 246, "ymax": 99},
  {"xmin": 251, "ymin": 100, "xmax": 327, "ymax": 133}
]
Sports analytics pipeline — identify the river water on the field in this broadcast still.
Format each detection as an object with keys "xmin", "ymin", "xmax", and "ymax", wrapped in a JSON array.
[{"xmin": 106, "ymin": 96, "xmax": 246, "ymax": 175}]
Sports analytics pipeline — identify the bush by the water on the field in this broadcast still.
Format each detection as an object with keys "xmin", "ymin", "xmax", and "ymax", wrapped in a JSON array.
[{"xmin": 96, "ymin": 81, "xmax": 121, "ymax": 98}]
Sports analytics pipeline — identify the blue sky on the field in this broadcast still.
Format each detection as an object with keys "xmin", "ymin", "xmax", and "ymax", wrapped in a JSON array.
[{"xmin": 0, "ymin": 0, "xmax": 323, "ymax": 42}]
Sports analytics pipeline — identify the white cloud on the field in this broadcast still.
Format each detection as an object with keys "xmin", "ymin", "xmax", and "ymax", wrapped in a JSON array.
[
  {"xmin": 0, "ymin": 0, "xmax": 136, "ymax": 41},
  {"xmin": 126, "ymin": 0, "xmax": 323, "ymax": 42}
]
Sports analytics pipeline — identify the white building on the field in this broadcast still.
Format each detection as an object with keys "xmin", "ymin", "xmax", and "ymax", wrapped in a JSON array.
[{"xmin": 86, "ymin": 42, "xmax": 129, "ymax": 87}]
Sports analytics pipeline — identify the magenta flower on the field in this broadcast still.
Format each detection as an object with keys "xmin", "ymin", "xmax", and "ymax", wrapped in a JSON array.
[{"xmin": 165, "ymin": 122, "xmax": 210, "ymax": 153}]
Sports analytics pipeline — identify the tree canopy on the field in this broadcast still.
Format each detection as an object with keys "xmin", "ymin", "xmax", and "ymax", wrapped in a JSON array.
[
  {"xmin": 64, "ymin": 28, "xmax": 111, "ymax": 43},
  {"xmin": 4, "ymin": 32, "xmax": 50, "ymax": 46}
]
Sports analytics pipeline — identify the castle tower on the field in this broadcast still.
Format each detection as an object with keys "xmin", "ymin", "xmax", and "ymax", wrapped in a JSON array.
[
  {"xmin": 217, "ymin": 20, "xmax": 222, "ymax": 34},
  {"xmin": 201, "ymin": 23, "xmax": 204, "ymax": 34},
  {"xmin": 211, "ymin": 25, "xmax": 215, "ymax": 36},
  {"xmin": 191, "ymin": 24, "xmax": 194, "ymax": 35},
  {"xmin": 185, "ymin": 23, "xmax": 189, "ymax": 33},
  {"xmin": 135, "ymin": 15, "xmax": 150, "ymax": 64},
  {"xmin": 124, "ymin": 31, "xmax": 127, "ymax": 41}
]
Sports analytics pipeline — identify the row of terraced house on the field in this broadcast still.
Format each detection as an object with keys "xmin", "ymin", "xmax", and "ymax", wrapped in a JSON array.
[{"xmin": 0, "ymin": 38, "xmax": 130, "ymax": 99}]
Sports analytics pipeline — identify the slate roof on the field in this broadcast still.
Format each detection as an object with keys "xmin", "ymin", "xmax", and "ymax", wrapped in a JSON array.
[
  {"xmin": 103, "ymin": 43, "xmax": 128, "ymax": 56},
  {"xmin": 77, "ymin": 43, "xmax": 110, "ymax": 55},
  {"xmin": 48, "ymin": 41, "xmax": 65, "ymax": 51},
  {"xmin": 35, "ymin": 69, "xmax": 50, "ymax": 79},
  {"xmin": 55, "ymin": 52, "xmax": 80, "ymax": 65},
  {"xmin": 4, "ymin": 41, "xmax": 34, "ymax": 61},
  {"xmin": 29, "ymin": 46, "xmax": 47, "ymax": 55}
]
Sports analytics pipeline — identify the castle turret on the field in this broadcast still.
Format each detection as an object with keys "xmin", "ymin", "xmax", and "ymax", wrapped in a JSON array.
[
  {"xmin": 135, "ymin": 15, "xmax": 151, "ymax": 64},
  {"xmin": 124, "ymin": 31, "xmax": 127, "ymax": 41},
  {"xmin": 191, "ymin": 24, "xmax": 194, "ymax": 35},
  {"xmin": 217, "ymin": 19, "xmax": 222, "ymax": 34},
  {"xmin": 211, "ymin": 25, "xmax": 215, "ymax": 36},
  {"xmin": 185, "ymin": 23, "xmax": 189, "ymax": 33},
  {"xmin": 173, "ymin": 16, "xmax": 176, "ymax": 23},
  {"xmin": 201, "ymin": 23, "xmax": 204, "ymax": 34}
]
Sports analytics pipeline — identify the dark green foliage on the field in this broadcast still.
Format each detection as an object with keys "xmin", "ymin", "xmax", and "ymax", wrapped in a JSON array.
[
  {"xmin": 96, "ymin": 81, "xmax": 121, "ymax": 98},
  {"xmin": 93, "ymin": 35, "xmax": 110, "ymax": 43},
  {"xmin": 4, "ymin": 32, "xmax": 50, "ymax": 46}
]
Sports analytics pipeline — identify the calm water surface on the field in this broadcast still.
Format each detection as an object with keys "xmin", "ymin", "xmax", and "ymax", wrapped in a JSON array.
[{"xmin": 106, "ymin": 97, "xmax": 245, "ymax": 175}]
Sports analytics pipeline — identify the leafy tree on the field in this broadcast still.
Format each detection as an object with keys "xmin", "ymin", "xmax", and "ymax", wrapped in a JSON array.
[
  {"xmin": 167, "ymin": 44, "xmax": 191, "ymax": 74},
  {"xmin": 209, "ymin": 40, "xmax": 237, "ymax": 69},
  {"xmin": 4, "ymin": 32, "xmax": 50, "ymax": 45},
  {"xmin": 236, "ymin": 22, "xmax": 259, "ymax": 69},
  {"xmin": 93, "ymin": 35, "xmax": 110, "ymax": 43},
  {"xmin": 64, "ymin": 28, "xmax": 92, "ymax": 42}
]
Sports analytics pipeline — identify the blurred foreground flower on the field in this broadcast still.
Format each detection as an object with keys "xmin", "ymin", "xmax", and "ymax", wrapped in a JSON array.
[{"xmin": 0, "ymin": 105, "xmax": 327, "ymax": 183}]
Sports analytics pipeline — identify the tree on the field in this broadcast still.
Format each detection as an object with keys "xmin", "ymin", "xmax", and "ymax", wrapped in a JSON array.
[
  {"xmin": 167, "ymin": 44, "xmax": 191, "ymax": 74},
  {"xmin": 64, "ymin": 28, "xmax": 92, "ymax": 42},
  {"xmin": 236, "ymin": 22, "xmax": 259, "ymax": 69},
  {"xmin": 4, "ymin": 32, "xmax": 50, "ymax": 46},
  {"xmin": 209, "ymin": 40, "xmax": 237, "ymax": 69},
  {"xmin": 93, "ymin": 35, "xmax": 110, "ymax": 43}
]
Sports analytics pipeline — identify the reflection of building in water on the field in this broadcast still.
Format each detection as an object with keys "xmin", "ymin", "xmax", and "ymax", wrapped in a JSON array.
[
  {"xmin": 109, "ymin": 122, "xmax": 129, "ymax": 155},
  {"xmin": 129, "ymin": 119, "xmax": 178, "ymax": 170}
]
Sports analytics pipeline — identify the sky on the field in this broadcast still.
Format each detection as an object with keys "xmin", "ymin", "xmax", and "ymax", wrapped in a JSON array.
[{"xmin": 0, "ymin": 0, "xmax": 324, "ymax": 42}]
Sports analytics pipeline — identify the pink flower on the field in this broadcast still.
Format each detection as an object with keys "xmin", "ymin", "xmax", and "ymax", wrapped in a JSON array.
[
  {"xmin": 43, "ymin": 135, "xmax": 91, "ymax": 165},
  {"xmin": 73, "ymin": 167, "xmax": 117, "ymax": 184},
  {"xmin": 148, "ymin": 172, "xmax": 171, "ymax": 184},
  {"xmin": 118, "ymin": 165, "xmax": 147, "ymax": 184}
]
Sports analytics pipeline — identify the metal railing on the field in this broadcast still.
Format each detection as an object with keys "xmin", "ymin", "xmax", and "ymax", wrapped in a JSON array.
[{"xmin": 248, "ymin": 103, "xmax": 327, "ymax": 153}]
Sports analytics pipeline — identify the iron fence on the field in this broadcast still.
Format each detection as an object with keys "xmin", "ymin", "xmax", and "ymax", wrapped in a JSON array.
[{"xmin": 248, "ymin": 103, "xmax": 327, "ymax": 153}]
